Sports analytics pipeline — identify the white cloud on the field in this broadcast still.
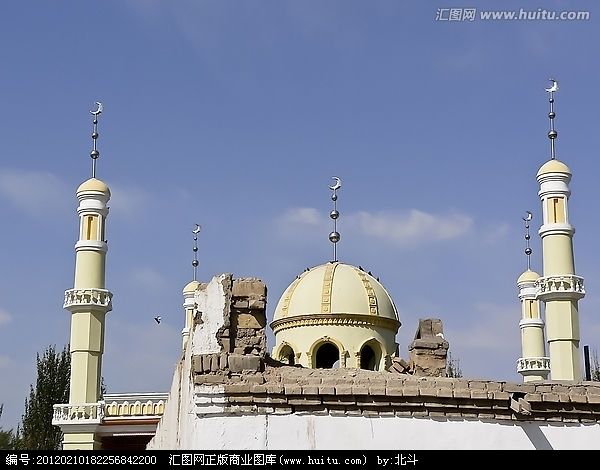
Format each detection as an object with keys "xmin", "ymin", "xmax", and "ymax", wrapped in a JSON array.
[
  {"xmin": 130, "ymin": 267, "xmax": 169, "ymax": 292},
  {"xmin": 108, "ymin": 184, "xmax": 148, "ymax": 218},
  {"xmin": 349, "ymin": 209, "xmax": 473, "ymax": 245},
  {"xmin": 0, "ymin": 169, "xmax": 70, "ymax": 216},
  {"xmin": 0, "ymin": 308, "xmax": 12, "ymax": 326},
  {"xmin": 280, "ymin": 207, "xmax": 323, "ymax": 226}
]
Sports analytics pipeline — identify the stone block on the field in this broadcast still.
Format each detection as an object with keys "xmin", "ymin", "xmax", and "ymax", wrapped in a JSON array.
[
  {"xmin": 386, "ymin": 387, "xmax": 403, "ymax": 397},
  {"xmin": 525, "ymin": 393, "xmax": 542, "ymax": 402},
  {"xmin": 202, "ymin": 354, "xmax": 211, "ymax": 372},
  {"xmin": 468, "ymin": 381, "xmax": 487, "ymax": 390},
  {"xmin": 289, "ymin": 398, "xmax": 322, "ymax": 406},
  {"xmin": 436, "ymin": 388, "xmax": 453, "ymax": 398},
  {"xmin": 345, "ymin": 408, "xmax": 362, "ymax": 416},
  {"xmin": 248, "ymin": 298, "xmax": 266, "ymax": 310},
  {"xmin": 542, "ymin": 393, "xmax": 560, "ymax": 403},
  {"xmin": 470, "ymin": 390, "xmax": 489, "ymax": 399},
  {"xmin": 369, "ymin": 386, "xmax": 387, "ymax": 396},
  {"xmin": 284, "ymin": 384, "xmax": 302, "ymax": 395},
  {"xmin": 251, "ymin": 385, "xmax": 267, "ymax": 394},
  {"xmin": 236, "ymin": 312, "xmax": 266, "ymax": 329},
  {"xmin": 453, "ymin": 389, "xmax": 471, "ymax": 399},
  {"xmin": 318, "ymin": 385, "xmax": 335, "ymax": 395},
  {"xmin": 210, "ymin": 354, "xmax": 219, "ymax": 372},
  {"xmin": 265, "ymin": 384, "xmax": 284, "ymax": 394},
  {"xmin": 418, "ymin": 387, "xmax": 437, "ymax": 398},
  {"xmin": 569, "ymin": 394, "xmax": 587, "ymax": 404},
  {"xmin": 493, "ymin": 391, "xmax": 510, "ymax": 401},
  {"xmin": 402, "ymin": 387, "xmax": 419, "ymax": 397},
  {"xmin": 361, "ymin": 410, "xmax": 380, "ymax": 417},
  {"xmin": 302, "ymin": 386, "xmax": 319, "ymax": 395},
  {"xmin": 587, "ymin": 395, "xmax": 600, "ymax": 404},
  {"xmin": 558, "ymin": 393, "xmax": 570, "ymax": 403},
  {"xmin": 335, "ymin": 385, "xmax": 353, "ymax": 396},
  {"xmin": 194, "ymin": 375, "xmax": 226, "ymax": 385},
  {"xmin": 219, "ymin": 353, "xmax": 228, "ymax": 370},
  {"xmin": 192, "ymin": 355, "xmax": 203, "ymax": 374},
  {"xmin": 228, "ymin": 354, "xmax": 262, "ymax": 373},
  {"xmin": 244, "ymin": 374, "xmax": 265, "ymax": 384},
  {"xmin": 485, "ymin": 382, "xmax": 502, "ymax": 391},
  {"xmin": 233, "ymin": 299, "xmax": 249, "ymax": 309},
  {"xmin": 224, "ymin": 383, "xmax": 251, "ymax": 394},
  {"xmin": 232, "ymin": 279, "xmax": 266, "ymax": 298}
]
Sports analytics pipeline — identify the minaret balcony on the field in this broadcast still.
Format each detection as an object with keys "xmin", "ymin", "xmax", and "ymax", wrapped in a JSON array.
[
  {"xmin": 64, "ymin": 288, "xmax": 113, "ymax": 312},
  {"xmin": 517, "ymin": 357, "xmax": 550, "ymax": 375},
  {"xmin": 52, "ymin": 402, "xmax": 103, "ymax": 426},
  {"xmin": 536, "ymin": 275, "xmax": 585, "ymax": 301}
]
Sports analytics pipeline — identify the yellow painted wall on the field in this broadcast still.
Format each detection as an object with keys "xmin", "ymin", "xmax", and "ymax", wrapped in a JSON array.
[
  {"xmin": 542, "ymin": 235, "xmax": 575, "ymax": 275},
  {"xmin": 74, "ymin": 252, "xmax": 106, "ymax": 289}
]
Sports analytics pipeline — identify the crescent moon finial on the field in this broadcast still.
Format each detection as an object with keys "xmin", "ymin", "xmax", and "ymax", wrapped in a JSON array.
[
  {"xmin": 329, "ymin": 176, "xmax": 341, "ymax": 191},
  {"xmin": 545, "ymin": 78, "xmax": 558, "ymax": 93},
  {"xmin": 522, "ymin": 211, "xmax": 532, "ymax": 222},
  {"xmin": 192, "ymin": 224, "xmax": 201, "ymax": 234},
  {"xmin": 90, "ymin": 101, "xmax": 103, "ymax": 116}
]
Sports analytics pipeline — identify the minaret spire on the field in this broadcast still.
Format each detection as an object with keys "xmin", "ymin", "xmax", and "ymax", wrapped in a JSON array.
[
  {"xmin": 536, "ymin": 79, "xmax": 585, "ymax": 382},
  {"xmin": 192, "ymin": 224, "xmax": 201, "ymax": 281},
  {"xmin": 89, "ymin": 102, "xmax": 103, "ymax": 178},
  {"xmin": 328, "ymin": 176, "xmax": 341, "ymax": 262},
  {"xmin": 58, "ymin": 102, "xmax": 113, "ymax": 449},
  {"xmin": 523, "ymin": 211, "xmax": 533, "ymax": 270},
  {"xmin": 516, "ymin": 211, "xmax": 549, "ymax": 382}
]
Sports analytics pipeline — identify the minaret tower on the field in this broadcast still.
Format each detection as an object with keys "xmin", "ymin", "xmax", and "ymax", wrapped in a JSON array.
[
  {"xmin": 517, "ymin": 212, "xmax": 549, "ymax": 382},
  {"xmin": 536, "ymin": 79, "xmax": 585, "ymax": 381},
  {"xmin": 62, "ymin": 102, "xmax": 112, "ymax": 449},
  {"xmin": 182, "ymin": 224, "xmax": 201, "ymax": 350}
]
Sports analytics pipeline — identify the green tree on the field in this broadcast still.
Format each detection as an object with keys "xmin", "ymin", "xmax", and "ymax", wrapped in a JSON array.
[
  {"xmin": 0, "ymin": 404, "xmax": 17, "ymax": 450},
  {"xmin": 446, "ymin": 352, "xmax": 463, "ymax": 378},
  {"xmin": 18, "ymin": 345, "xmax": 70, "ymax": 450}
]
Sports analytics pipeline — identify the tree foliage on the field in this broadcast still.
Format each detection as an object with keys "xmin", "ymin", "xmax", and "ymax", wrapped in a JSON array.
[
  {"xmin": 17, "ymin": 345, "xmax": 70, "ymax": 450},
  {"xmin": 0, "ymin": 404, "xmax": 17, "ymax": 450},
  {"xmin": 446, "ymin": 352, "xmax": 463, "ymax": 378}
]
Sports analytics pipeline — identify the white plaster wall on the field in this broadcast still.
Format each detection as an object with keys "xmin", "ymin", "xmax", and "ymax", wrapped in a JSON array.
[
  {"xmin": 191, "ymin": 274, "xmax": 228, "ymax": 356},
  {"xmin": 177, "ymin": 414, "xmax": 600, "ymax": 450}
]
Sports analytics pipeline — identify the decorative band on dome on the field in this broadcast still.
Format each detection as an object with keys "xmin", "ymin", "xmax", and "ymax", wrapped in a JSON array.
[
  {"xmin": 355, "ymin": 268, "xmax": 378, "ymax": 316},
  {"xmin": 320, "ymin": 262, "xmax": 338, "ymax": 313},
  {"xmin": 280, "ymin": 276, "xmax": 303, "ymax": 318}
]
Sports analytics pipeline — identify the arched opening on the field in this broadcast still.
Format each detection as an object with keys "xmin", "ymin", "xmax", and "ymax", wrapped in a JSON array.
[
  {"xmin": 315, "ymin": 342, "xmax": 340, "ymax": 369},
  {"xmin": 278, "ymin": 345, "xmax": 295, "ymax": 365},
  {"xmin": 360, "ymin": 345, "xmax": 377, "ymax": 370}
]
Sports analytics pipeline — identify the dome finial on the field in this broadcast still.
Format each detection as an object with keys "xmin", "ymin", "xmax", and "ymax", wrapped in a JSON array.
[
  {"xmin": 328, "ymin": 177, "xmax": 341, "ymax": 262},
  {"xmin": 522, "ymin": 211, "xmax": 533, "ymax": 270},
  {"xmin": 89, "ymin": 101, "xmax": 103, "ymax": 178},
  {"xmin": 192, "ymin": 223, "xmax": 201, "ymax": 281},
  {"xmin": 545, "ymin": 78, "xmax": 559, "ymax": 160}
]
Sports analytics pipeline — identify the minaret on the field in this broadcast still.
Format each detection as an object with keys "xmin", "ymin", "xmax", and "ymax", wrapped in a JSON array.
[
  {"xmin": 182, "ymin": 224, "xmax": 201, "ymax": 349},
  {"xmin": 62, "ymin": 102, "xmax": 112, "ymax": 449},
  {"xmin": 536, "ymin": 79, "xmax": 585, "ymax": 381},
  {"xmin": 517, "ymin": 212, "xmax": 549, "ymax": 382}
]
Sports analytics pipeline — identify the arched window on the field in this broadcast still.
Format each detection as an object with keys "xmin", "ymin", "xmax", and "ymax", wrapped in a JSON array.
[
  {"xmin": 315, "ymin": 342, "xmax": 339, "ymax": 369},
  {"xmin": 279, "ymin": 345, "xmax": 295, "ymax": 365},
  {"xmin": 360, "ymin": 341, "xmax": 381, "ymax": 370}
]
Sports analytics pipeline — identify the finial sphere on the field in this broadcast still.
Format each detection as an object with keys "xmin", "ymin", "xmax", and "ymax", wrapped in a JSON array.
[
  {"xmin": 192, "ymin": 260, "xmax": 199, "ymax": 267},
  {"xmin": 90, "ymin": 150, "xmax": 100, "ymax": 159},
  {"xmin": 329, "ymin": 231, "xmax": 340, "ymax": 243},
  {"xmin": 330, "ymin": 210, "xmax": 339, "ymax": 220},
  {"xmin": 548, "ymin": 130, "xmax": 558, "ymax": 139},
  {"xmin": 525, "ymin": 248, "xmax": 532, "ymax": 256}
]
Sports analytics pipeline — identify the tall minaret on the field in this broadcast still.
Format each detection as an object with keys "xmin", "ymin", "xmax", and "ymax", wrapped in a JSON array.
[
  {"xmin": 62, "ymin": 102, "xmax": 112, "ymax": 449},
  {"xmin": 181, "ymin": 224, "xmax": 201, "ymax": 349},
  {"xmin": 536, "ymin": 79, "xmax": 585, "ymax": 381},
  {"xmin": 517, "ymin": 212, "xmax": 549, "ymax": 382}
]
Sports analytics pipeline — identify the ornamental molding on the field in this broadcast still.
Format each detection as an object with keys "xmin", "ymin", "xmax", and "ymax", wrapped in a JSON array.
[
  {"xmin": 271, "ymin": 313, "xmax": 399, "ymax": 334},
  {"xmin": 64, "ymin": 288, "xmax": 113, "ymax": 312},
  {"xmin": 536, "ymin": 275, "xmax": 585, "ymax": 301}
]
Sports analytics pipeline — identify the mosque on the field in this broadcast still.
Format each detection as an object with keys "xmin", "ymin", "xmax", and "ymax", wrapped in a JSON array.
[{"xmin": 52, "ymin": 83, "xmax": 600, "ymax": 450}]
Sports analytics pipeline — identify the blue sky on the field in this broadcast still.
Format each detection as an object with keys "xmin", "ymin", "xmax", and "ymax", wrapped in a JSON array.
[{"xmin": 1, "ymin": 1, "xmax": 599, "ymax": 428}]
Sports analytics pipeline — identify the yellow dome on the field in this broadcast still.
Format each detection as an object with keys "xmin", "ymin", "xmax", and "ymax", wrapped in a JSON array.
[
  {"xmin": 537, "ymin": 159, "xmax": 571, "ymax": 177},
  {"xmin": 183, "ymin": 280, "xmax": 200, "ymax": 294},
  {"xmin": 517, "ymin": 269, "xmax": 540, "ymax": 284},
  {"xmin": 272, "ymin": 262, "xmax": 399, "ymax": 323},
  {"xmin": 77, "ymin": 178, "xmax": 111, "ymax": 195}
]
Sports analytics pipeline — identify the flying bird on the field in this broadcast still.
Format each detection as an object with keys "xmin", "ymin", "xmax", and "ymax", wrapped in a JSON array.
[
  {"xmin": 90, "ymin": 102, "xmax": 103, "ymax": 116},
  {"xmin": 193, "ymin": 224, "xmax": 201, "ymax": 234},
  {"xmin": 154, "ymin": 316, "xmax": 162, "ymax": 324},
  {"xmin": 329, "ymin": 176, "xmax": 341, "ymax": 191},
  {"xmin": 545, "ymin": 79, "xmax": 558, "ymax": 93}
]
